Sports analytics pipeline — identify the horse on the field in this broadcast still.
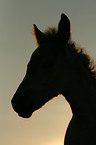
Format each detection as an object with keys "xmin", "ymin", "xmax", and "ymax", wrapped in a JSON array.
[{"xmin": 11, "ymin": 14, "xmax": 96, "ymax": 145}]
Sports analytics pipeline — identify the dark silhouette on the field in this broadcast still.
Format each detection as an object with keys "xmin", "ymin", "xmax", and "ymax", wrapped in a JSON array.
[{"xmin": 11, "ymin": 14, "xmax": 96, "ymax": 145}]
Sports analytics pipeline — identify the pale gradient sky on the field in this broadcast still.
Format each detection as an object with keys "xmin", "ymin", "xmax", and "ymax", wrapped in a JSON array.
[{"xmin": 0, "ymin": 0, "xmax": 96, "ymax": 145}]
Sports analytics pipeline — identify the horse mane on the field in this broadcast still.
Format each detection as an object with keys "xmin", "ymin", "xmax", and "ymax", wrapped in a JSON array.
[
  {"xmin": 68, "ymin": 41, "xmax": 96, "ymax": 84},
  {"xmin": 33, "ymin": 27, "xmax": 96, "ymax": 85}
]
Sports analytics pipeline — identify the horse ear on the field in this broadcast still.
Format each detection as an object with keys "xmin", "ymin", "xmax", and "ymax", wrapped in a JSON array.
[
  {"xmin": 33, "ymin": 24, "xmax": 44, "ymax": 46},
  {"xmin": 58, "ymin": 14, "xmax": 71, "ymax": 42}
]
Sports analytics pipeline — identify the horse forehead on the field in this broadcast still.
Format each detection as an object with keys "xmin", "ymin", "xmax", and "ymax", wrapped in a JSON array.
[
  {"xmin": 31, "ymin": 42, "xmax": 75, "ymax": 65},
  {"xmin": 32, "ymin": 45, "xmax": 57, "ymax": 60}
]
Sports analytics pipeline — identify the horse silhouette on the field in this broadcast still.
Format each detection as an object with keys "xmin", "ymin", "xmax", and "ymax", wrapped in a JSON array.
[{"xmin": 11, "ymin": 14, "xmax": 96, "ymax": 145}]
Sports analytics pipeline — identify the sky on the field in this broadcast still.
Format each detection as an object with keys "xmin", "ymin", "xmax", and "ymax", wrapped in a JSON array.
[{"xmin": 0, "ymin": 0, "xmax": 96, "ymax": 145}]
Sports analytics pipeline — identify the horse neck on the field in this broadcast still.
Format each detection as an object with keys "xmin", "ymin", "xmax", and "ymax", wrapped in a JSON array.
[{"xmin": 64, "ymin": 75, "xmax": 96, "ymax": 123}]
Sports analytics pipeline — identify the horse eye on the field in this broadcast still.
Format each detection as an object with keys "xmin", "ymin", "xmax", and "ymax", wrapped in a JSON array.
[{"xmin": 41, "ymin": 60, "xmax": 54, "ymax": 68}]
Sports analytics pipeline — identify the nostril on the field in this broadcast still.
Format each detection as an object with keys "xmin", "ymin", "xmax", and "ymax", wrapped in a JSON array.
[
  {"xmin": 11, "ymin": 97, "xmax": 20, "ymax": 113},
  {"xmin": 11, "ymin": 92, "xmax": 33, "ymax": 118},
  {"xmin": 11, "ymin": 92, "xmax": 24, "ymax": 113}
]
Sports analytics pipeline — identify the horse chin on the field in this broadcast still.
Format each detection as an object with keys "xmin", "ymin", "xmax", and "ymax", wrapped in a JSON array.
[{"xmin": 18, "ymin": 111, "xmax": 33, "ymax": 118}]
